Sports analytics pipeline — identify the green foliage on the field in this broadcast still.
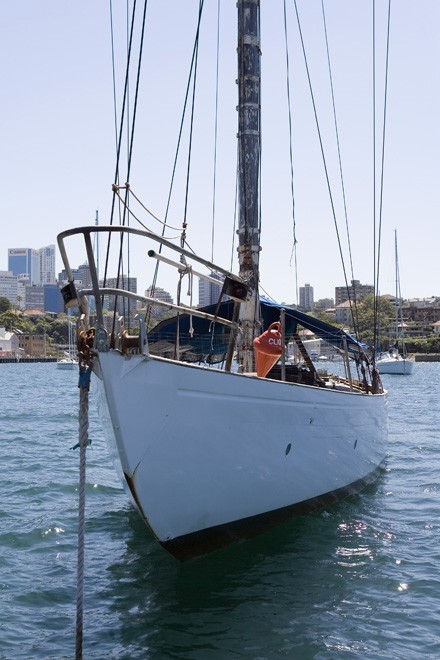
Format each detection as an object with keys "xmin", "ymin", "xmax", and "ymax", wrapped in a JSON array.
[
  {"xmin": 0, "ymin": 297, "xmax": 11, "ymax": 314},
  {"xmin": 48, "ymin": 315, "xmax": 79, "ymax": 345},
  {"xmin": 0, "ymin": 310, "xmax": 33, "ymax": 332},
  {"xmin": 34, "ymin": 319, "xmax": 52, "ymax": 335},
  {"xmin": 355, "ymin": 294, "xmax": 394, "ymax": 345},
  {"xmin": 405, "ymin": 335, "xmax": 440, "ymax": 354},
  {"xmin": 0, "ymin": 311, "xmax": 78, "ymax": 348},
  {"xmin": 45, "ymin": 319, "xmax": 71, "ymax": 344}
]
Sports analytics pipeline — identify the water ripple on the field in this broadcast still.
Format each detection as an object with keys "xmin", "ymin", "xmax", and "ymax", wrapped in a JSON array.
[{"xmin": 1, "ymin": 362, "xmax": 440, "ymax": 658}]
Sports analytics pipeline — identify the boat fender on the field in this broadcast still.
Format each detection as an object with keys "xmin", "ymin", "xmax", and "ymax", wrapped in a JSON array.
[{"xmin": 253, "ymin": 322, "xmax": 283, "ymax": 378}]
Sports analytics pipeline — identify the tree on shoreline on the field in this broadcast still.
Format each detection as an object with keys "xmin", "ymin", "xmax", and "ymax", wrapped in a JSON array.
[
  {"xmin": 0, "ymin": 310, "xmax": 34, "ymax": 333},
  {"xmin": 354, "ymin": 294, "xmax": 394, "ymax": 346},
  {"xmin": 0, "ymin": 297, "xmax": 11, "ymax": 314}
]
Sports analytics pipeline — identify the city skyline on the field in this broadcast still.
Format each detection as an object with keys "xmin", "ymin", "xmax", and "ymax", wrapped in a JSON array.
[{"xmin": 1, "ymin": 243, "xmax": 438, "ymax": 312}]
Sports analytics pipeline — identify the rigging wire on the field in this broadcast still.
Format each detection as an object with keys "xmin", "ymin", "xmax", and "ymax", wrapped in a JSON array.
[
  {"xmin": 109, "ymin": 2, "xmax": 207, "ymax": 333},
  {"xmin": 118, "ymin": 0, "xmax": 132, "ymax": 328},
  {"xmin": 292, "ymin": 0, "xmax": 354, "ymax": 319},
  {"xmin": 147, "ymin": 1, "xmax": 205, "ymax": 322},
  {"xmin": 108, "ymin": 0, "xmax": 125, "ymax": 305},
  {"xmin": 177, "ymin": 0, "xmax": 205, "ymax": 316},
  {"xmin": 293, "ymin": 0, "xmax": 391, "ymax": 360},
  {"xmin": 121, "ymin": 0, "xmax": 149, "ymax": 328},
  {"xmin": 374, "ymin": 0, "xmax": 392, "ymax": 352},
  {"xmin": 283, "ymin": 0, "xmax": 299, "ymax": 307},
  {"xmin": 182, "ymin": 13, "xmax": 201, "ymax": 237},
  {"xmin": 177, "ymin": 24, "xmax": 200, "ymax": 310},
  {"xmin": 112, "ymin": 186, "xmax": 184, "ymax": 233},
  {"xmin": 109, "ymin": 1, "xmax": 120, "ymax": 171},
  {"xmin": 230, "ymin": 143, "xmax": 239, "ymax": 273},
  {"xmin": 321, "ymin": 0, "xmax": 360, "ymax": 339},
  {"xmin": 211, "ymin": 0, "xmax": 221, "ymax": 264},
  {"xmin": 372, "ymin": 0, "xmax": 378, "ymax": 347},
  {"xmin": 104, "ymin": 0, "xmax": 138, "ymax": 290},
  {"xmin": 103, "ymin": 0, "xmax": 135, "ymax": 337},
  {"xmin": 125, "ymin": 0, "xmax": 131, "ymax": 326},
  {"xmin": 160, "ymin": 1, "xmax": 205, "ymax": 237},
  {"xmin": 119, "ymin": 0, "xmax": 148, "ymax": 222},
  {"xmin": 106, "ymin": 0, "xmax": 149, "ymax": 339}
]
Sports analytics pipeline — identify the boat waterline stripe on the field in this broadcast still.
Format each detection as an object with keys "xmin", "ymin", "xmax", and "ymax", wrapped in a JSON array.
[{"xmin": 149, "ymin": 462, "xmax": 385, "ymax": 561}]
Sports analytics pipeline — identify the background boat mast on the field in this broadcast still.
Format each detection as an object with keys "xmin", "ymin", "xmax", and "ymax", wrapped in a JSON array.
[{"xmin": 237, "ymin": 0, "xmax": 261, "ymax": 372}]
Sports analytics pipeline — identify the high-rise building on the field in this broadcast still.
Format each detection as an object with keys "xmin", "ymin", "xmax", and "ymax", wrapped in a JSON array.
[
  {"xmin": 17, "ymin": 282, "xmax": 26, "ymax": 310},
  {"xmin": 314, "ymin": 297, "xmax": 334, "ymax": 311},
  {"xmin": 57, "ymin": 262, "xmax": 94, "ymax": 314},
  {"xmin": 77, "ymin": 262, "xmax": 92, "ymax": 289},
  {"xmin": 8, "ymin": 248, "xmax": 40, "ymax": 285},
  {"xmin": 198, "ymin": 271, "xmax": 223, "ymax": 308},
  {"xmin": 145, "ymin": 286, "xmax": 173, "ymax": 305},
  {"xmin": 57, "ymin": 262, "xmax": 91, "ymax": 288},
  {"xmin": 0, "ymin": 271, "xmax": 19, "ymax": 307},
  {"xmin": 24, "ymin": 284, "xmax": 45, "ymax": 310},
  {"xmin": 39, "ymin": 245, "xmax": 56, "ymax": 284},
  {"xmin": 101, "ymin": 275, "xmax": 137, "ymax": 320},
  {"xmin": 145, "ymin": 286, "xmax": 174, "ymax": 318},
  {"xmin": 44, "ymin": 284, "xmax": 64, "ymax": 314},
  {"xmin": 299, "ymin": 283, "xmax": 314, "ymax": 311},
  {"xmin": 335, "ymin": 279, "xmax": 374, "ymax": 306}
]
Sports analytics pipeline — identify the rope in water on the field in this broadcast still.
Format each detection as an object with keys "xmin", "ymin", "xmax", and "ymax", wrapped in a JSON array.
[{"xmin": 75, "ymin": 366, "xmax": 92, "ymax": 660}]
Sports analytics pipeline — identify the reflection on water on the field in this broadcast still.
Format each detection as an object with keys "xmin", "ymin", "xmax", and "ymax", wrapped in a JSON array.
[{"xmin": 93, "ymin": 480, "xmax": 391, "ymax": 658}]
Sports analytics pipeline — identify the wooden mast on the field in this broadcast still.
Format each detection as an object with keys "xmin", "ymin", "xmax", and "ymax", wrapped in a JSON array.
[{"xmin": 237, "ymin": 0, "xmax": 261, "ymax": 373}]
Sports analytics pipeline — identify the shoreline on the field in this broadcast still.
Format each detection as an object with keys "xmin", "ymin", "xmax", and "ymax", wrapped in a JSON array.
[
  {"xmin": 0, "ymin": 357, "xmax": 57, "ymax": 363},
  {"xmin": 1, "ymin": 355, "xmax": 439, "ymax": 364}
]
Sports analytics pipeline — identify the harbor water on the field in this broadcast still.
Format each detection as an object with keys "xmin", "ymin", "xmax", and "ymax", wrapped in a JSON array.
[{"xmin": 1, "ymin": 362, "xmax": 439, "ymax": 658}]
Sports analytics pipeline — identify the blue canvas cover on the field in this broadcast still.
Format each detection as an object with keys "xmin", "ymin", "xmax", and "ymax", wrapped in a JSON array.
[{"xmin": 147, "ymin": 297, "xmax": 367, "ymax": 363}]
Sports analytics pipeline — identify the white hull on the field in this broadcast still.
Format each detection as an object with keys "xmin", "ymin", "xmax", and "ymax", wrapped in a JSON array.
[
  {"xmin": 94, "ymin": 351, "xmax": 388, "ymax": 560},
  {"xmin": 376, "ymin": 356, "xmax": 414, "ymax": 375}
]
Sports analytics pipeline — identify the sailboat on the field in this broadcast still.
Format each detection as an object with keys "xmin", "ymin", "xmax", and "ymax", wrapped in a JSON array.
[
  {"xmin": 57, "ymin": 2, "xmax": 388, "ymax": 560},
  {"xmin": 376, "ymin": 231, "xmax": 414, "ymax": 375},
  {"xmin": 57, "ymin": 312, "xmax": 78, "ymax": 370}
]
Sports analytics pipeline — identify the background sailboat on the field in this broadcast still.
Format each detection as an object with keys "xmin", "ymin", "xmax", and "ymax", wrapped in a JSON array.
[
  {"xmin": 377, "ymin": 231, "xmax": 414, "ymax": 375},
  {"xmin": 58, "ymin": 0, "xmax": 388, "ymax": 560},
  {"xmin": 57, "ymin": 311, "xmax": 77, "ymax": 370}
]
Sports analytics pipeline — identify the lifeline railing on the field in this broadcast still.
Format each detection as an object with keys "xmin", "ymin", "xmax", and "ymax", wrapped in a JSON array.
[
  {"xmin": 58, "ymin": 225, "xmax": 246, "ymax": 310},
  {"xmin": 57, "ymin": 225, "xmax": 246, "ymax": 363}
]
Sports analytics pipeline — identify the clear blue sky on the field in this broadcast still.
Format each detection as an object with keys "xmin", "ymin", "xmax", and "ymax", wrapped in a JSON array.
[{"xmin": 1, "ymin": 1, "xmax": 439, "ymax": 304}]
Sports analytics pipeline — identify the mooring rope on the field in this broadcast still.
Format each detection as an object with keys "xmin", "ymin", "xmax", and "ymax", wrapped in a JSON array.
[{"xmin": 75, "ymin": 365, "xmax": 92, "ymax": 660}]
